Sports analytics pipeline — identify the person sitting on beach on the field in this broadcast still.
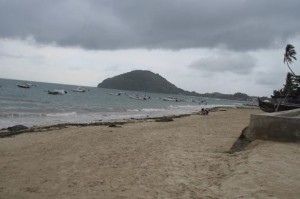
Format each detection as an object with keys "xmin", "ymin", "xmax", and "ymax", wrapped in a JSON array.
[
  {"xmin": 200, "ymin": 108, "xmax": 209, "ymax": 115},
  {"xmin": 204, "ymin": 108, "xmax": 209, "ymax": 115}
]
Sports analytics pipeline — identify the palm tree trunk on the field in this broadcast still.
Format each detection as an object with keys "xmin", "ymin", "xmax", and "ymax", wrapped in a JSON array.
[{"xmin": 287, "ymin": 63, "xmax": 296, "ymax": 75}]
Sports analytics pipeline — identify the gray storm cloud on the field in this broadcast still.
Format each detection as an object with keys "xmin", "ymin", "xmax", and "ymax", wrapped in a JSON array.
[
  {"xmin": 0, "ymin": 0, "xmax": 299, "ymax": 51},
  {"xmin": 188, "ymin": 53, "xmax": 257, "ymax": 75}
]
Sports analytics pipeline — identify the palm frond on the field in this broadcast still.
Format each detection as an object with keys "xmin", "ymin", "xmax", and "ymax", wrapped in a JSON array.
[
  {"xmin": 284, "ymin": 44, "xmax": 297, "ymax": 65},
  {"xmin": 283, "ymin": 44, "xmax": 297, "ymax": 75}
]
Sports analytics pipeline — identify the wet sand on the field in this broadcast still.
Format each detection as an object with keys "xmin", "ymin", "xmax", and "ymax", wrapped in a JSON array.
[{"xmin": 0, "ymin": 108, "xmax": 299, "ymax": 198}]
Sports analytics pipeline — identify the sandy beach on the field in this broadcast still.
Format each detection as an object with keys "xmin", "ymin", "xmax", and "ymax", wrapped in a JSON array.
[{"xmin": 0, "ymin": 108, "xmax": 299, "ymax": 199}]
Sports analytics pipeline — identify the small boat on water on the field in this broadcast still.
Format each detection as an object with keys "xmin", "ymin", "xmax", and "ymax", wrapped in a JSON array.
[
  {"xmin": 258, "ymin": 97, "xmax": 300, "ymax": 112},
  {"xmin": 128, "ymin": 94, "xmax": 148, "ymax": 100},
  {"xmin": 17, "ymin": 83, "xmax": 31, "ymax": 88},
  {"xmin": 72, "ymin": 87, "xmax": 86, "ymax": 92},
  {"xmin": 191, "ymin": 99, "xmax": 207, "ymax": 104},
  {"xmin": 48, "ymin": 89, "xmax": 67, "ymax": 95},
  {"xmin": 163, "ymin": 97, "xmax": 177, "ymax": 102},
  {"xmin": 109, "ymin": 92, "xmax": 126, "ymax": 96},
  {"xmin": 163, "ymin": 96, "xmax": 182, "ymax": 102}
]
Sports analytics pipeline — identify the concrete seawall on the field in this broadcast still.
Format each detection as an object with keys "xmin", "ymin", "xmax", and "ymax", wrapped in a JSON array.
[
  {"xmin": 245, "ymin": 108, "xmax": 300, "ymax": 141},
  {"xmin": 231, "ymin": 108, "xmax": 300, "ymax": 152}
]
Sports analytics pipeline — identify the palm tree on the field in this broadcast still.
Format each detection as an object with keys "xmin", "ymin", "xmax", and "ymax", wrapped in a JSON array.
[
  {"xmin": 282, "ymin": 72, "xmax": 297, "ymax": 95},
  {"xmin": 283, "ymin": 44, "xmax": 297, "ymax": 75}
]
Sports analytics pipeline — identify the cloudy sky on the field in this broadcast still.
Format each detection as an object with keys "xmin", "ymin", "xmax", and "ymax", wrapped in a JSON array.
[{"xmin": 1, "ymin": 0, "xmax": 300, "ymax": 96}]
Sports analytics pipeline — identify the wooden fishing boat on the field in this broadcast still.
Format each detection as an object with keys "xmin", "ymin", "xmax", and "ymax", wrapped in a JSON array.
[{"xmin": 258, "ymin": 97, "xmax": 300, "ymax": 112}]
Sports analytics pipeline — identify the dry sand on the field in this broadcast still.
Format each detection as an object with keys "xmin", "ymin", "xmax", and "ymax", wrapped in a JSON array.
[{"xmin": 0, "ymin": 108, "xmax": 299, "ymax": 199}]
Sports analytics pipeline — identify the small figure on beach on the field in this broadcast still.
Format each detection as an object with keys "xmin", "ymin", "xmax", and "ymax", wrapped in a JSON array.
[
  {"xmin": 205, "ymin": 109, "xmax": 209, "ymax": 115},
  {"xmin": 200, "ymin": 108, "xmax": 209, "ymax": 115}
]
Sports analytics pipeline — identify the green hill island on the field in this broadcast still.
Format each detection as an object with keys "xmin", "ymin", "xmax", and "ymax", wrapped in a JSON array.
[{"xmin": 97, "ymin": 70, "xmax": 252, "ymax": 101}]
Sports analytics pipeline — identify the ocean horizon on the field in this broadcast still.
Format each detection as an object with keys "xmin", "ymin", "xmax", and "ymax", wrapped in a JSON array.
[{"xmin": 0, "ymin": 78, "xmax": 247, "ymax": 128}]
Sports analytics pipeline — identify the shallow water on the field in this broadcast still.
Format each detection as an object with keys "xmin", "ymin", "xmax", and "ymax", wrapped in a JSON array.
[{"xmin": 0, "ymin": 78, "xmax": 246, "ymax": 128}]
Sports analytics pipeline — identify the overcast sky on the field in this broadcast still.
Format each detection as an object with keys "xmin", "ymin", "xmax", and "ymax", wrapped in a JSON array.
[{"xmin": 1, "ymin": 0, "xmax": 300, "ymax": 96}]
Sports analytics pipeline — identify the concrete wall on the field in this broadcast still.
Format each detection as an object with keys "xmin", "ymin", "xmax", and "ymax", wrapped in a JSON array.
[{"xmin": 245, "ymin": 109, "xmax": 300, "ymax": 141}]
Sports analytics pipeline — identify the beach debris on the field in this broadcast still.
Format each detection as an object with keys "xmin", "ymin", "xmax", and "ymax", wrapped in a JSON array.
[
  {"xmin": 108, "ymin": 123, "xmax": 121, "ymax": 128},
  {"xmin": 155, "ymin": 117, "xmax": 174, "ymax": 122},
  {"xmin": 0, "ymin": 121, "xmax": 129, "ymax": 138},
  {"xmin": 7, "ymin": 125, "xmax": 28, "ymax": 132},
  {"xmin": 0, "ymin": 125, "xmax": 29, "ymax": 138}
]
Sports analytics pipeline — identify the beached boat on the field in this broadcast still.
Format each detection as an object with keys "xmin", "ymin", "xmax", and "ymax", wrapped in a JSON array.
[
  {"xmin": 258, "ymin": 97, "xmax": 300, "ymax": 112},
  {"xmin": 48, "ymin": 89, "xmax": 67, "ymax": 95}
]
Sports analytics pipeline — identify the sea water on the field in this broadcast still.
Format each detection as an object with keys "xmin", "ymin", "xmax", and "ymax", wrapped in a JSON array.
[{"xmin": 0, "ymin": 78, "xmax": 246, "ymax": 128}]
